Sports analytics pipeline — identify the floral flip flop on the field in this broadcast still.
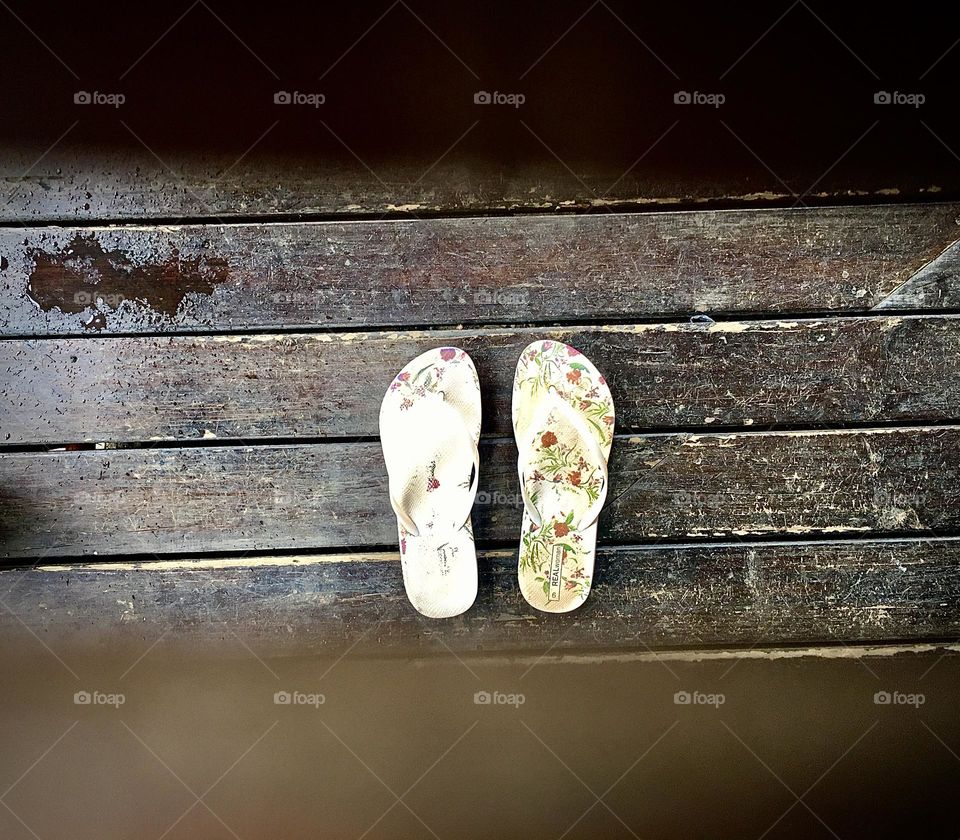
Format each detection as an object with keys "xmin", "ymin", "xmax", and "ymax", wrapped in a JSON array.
[
  {"xmin": 512, "ymin": 341, "xmax": 615, "ymax": 612},
  {"xmin": 379, "ymin": 347, "xmax": 481, "ymax": 618}
]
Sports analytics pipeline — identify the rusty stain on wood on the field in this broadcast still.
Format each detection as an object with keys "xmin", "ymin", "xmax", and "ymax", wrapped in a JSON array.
[{"xmin": 24, "ymin": 233, "xmax": 229, "ymax": 329}]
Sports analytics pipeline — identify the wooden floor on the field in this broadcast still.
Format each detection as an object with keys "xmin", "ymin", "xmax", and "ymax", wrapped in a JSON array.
[
  {"xmin": 2, "ymin": 198, "xmax": 959, "ymax": 655},
  {"xmin": 5, "ymin": 189, "xmax": 960, "ymax": 838}
]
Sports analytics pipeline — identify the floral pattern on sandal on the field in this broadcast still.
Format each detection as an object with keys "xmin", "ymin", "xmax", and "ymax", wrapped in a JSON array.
[
  {"xmin": 514, "ymin": 341, "xmax": 614, "ymax": 448},
  {"xmin": 513, "ymin": 340, "xmax": 614, "ymax": 613},
  {"xmin": 388, "ymin": 347, "xmax": 480, "ymax": 433}
]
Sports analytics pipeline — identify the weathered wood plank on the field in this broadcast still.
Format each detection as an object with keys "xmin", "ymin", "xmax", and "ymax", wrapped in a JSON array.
[
  {"xmin": 1, "ymin": 426, "xmax": 956, "ymax": 558},
  {"xmin": 2, "ymin": 204, "xmax": 958, "ymax": 336},
  {"xmin": 3, "ymin": 147, "xmax": 955, "ymax": 224},
  {"xmin": 3, "ymin": 538, "xmax": 958, "ymax": 653},
  {"xmin": 4, "ymin": 315, "xmax": 960, "ymax": 444}
]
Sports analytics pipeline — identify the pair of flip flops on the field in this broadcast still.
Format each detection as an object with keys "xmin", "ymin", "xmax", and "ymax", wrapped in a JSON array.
[{"xmin": 380, "ymin": 341, "xmax": 615, "ymax": 618}]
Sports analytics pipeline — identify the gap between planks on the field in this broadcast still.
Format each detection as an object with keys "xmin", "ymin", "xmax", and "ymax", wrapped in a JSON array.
[
  {"xmin": 27, "ymin": 533, "xmax": 960, "ymax": 573},
  {"xmin": 4, "ymin": 307, "xmax": 960, "ymax": 344}
]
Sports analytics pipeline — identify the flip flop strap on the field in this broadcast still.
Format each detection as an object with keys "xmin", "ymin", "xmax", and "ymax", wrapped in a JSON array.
[
  {"xmin": 517, "ymin": 388, "xmax": 609, "ymax": 529},
  {"xmin": 385, "ymin": 395, "xmax": 479, "ymax": 537}
]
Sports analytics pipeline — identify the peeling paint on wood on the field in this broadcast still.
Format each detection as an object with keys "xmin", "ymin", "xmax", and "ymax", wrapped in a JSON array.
[{"xmin": 26, "ymin": 233, "xmax": 229, "ymax": 326}]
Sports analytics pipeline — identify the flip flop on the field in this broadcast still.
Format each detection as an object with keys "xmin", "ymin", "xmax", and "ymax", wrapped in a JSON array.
[
  {"xmin": 512, "ymin": 340, "xmax": 615, "ymax": 612},
  {"xmin": 379, "ymin": 347, "xmax": 481, "ymax": 618}
]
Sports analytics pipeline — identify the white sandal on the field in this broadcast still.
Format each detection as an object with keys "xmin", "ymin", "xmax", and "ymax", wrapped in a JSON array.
[
  {"xmin": 379, "ymin": 347, "xmax": 481, "ymax": 618},
  {"xmin": 512, "ymin": 341, "xmax": 615, "ymax": 612}
]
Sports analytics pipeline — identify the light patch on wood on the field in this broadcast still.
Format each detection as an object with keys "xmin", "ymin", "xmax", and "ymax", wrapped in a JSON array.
[
  {"xmin": 707, "ymin": 321, "xmax": 750, "ymax": 333},
  {"xmin": 423, "ymin": 643, "xmax": 960, "ymax": 669}
]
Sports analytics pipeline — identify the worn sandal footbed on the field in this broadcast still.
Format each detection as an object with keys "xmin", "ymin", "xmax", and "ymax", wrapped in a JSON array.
[{"xmin": 379, "ymin": 347, "xmax": 481, "ymax": 618}]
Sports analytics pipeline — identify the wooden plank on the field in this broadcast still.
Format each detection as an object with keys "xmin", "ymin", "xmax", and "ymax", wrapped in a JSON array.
[
  {"xmin": 4, "ymin": 315, "xmax": 960, "ymax": 444},
  {"xmin": 2, "ymin": 204, "xmax": 958, "ymax": 336},
  {"xmin": 3, "ymin": 538, "xmax": 958, "ymax": 653},
  {"xmin": 1, "ymin": 426, "xmax": 956, "ymax": 558},
  {"xmin": 3, "ymin": 148, "xmax": 956, "ymax": 224}
]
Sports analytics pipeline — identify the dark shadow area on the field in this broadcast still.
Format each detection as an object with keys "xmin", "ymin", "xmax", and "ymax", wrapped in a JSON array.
[{"xmin": 0, "ymin": 0, "xmax": 957, "ymax": 219}]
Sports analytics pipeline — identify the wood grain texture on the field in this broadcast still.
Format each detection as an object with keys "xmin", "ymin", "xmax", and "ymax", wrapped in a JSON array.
[
  {"xmin": 4, "ymin": 315, "xmax": 960, "ymax": 444},
  {"xmin": 1, "ymin": 150, "xmax": 954, "ymax": 225},
  {"xmin": 1, "ymin": 426, "xmax": 956, "ymax": 558},
  {"xmin": 2, "ymin": 204, "xmax": 958, "ymax": 336},
  {"xmin": 3, "ymin": 538, "xmax": 958, "ymax": 653}
]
